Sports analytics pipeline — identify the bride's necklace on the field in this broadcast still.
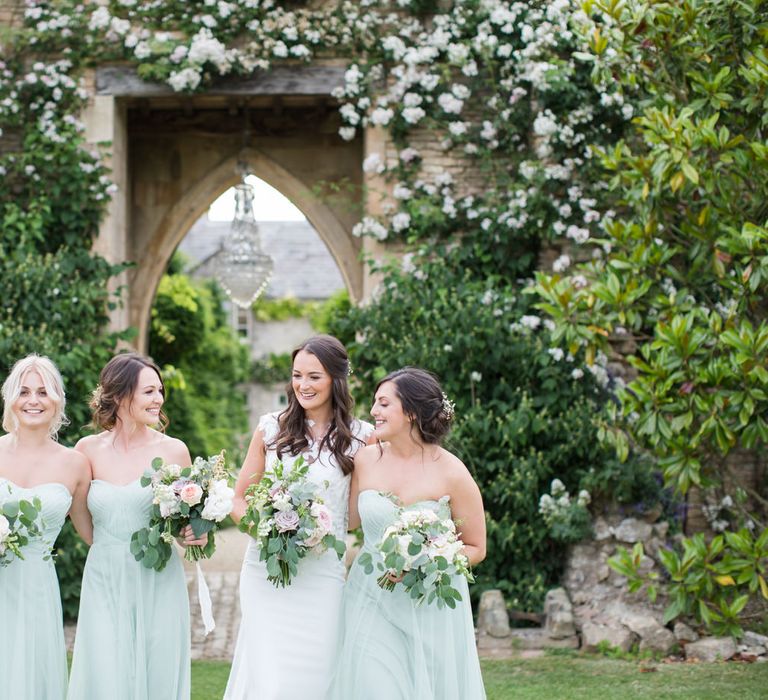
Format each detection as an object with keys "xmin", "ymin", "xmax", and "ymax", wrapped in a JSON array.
[{"xmin": 305, "ymin": 419, "xmax": 331, "ymax": 464}]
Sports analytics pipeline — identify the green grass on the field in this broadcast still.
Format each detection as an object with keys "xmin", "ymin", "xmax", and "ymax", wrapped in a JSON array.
[
  {"xmin": 191, "ymin": 660, "xmax": 231, "ymax": 700},
  {"xmin": 191, "ymin": 655, "xmax": 768, "ymax": 699}
]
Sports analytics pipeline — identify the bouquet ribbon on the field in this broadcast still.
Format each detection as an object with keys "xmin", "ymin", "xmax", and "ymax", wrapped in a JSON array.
[{"xmin": 196, "ymin": 562, "xmax": 215, "ymax": 636}]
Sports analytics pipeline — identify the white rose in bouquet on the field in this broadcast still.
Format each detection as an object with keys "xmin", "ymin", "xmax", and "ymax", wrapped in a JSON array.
[
  {"xmin": 154, "ymin": 484, "xmax": 180, "ymax": 518},
  {"xmin": 0, "ymin": 514, "xmax": 10, "ymax": 554},
  {"xmin": 200, "ymin": 479, "xmax": 234, "ymax": 522}
]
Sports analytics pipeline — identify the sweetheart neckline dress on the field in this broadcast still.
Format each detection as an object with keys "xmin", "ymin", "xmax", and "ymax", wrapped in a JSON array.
[
  {"xmin": 67, "ymin": 479, "xmax": 190, "ymax": 700},
  {"xmin": 0, "ymin": 478, "xmax": 72, "ymax": 700},
  {"xmin": 328, "ymin": 489, "xmax": 486, "ymax": 699}
]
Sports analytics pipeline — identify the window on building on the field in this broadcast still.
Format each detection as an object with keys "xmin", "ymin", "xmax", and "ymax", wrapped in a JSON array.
[{"xmin": 235, "ymin": 306, "xmax": 251, "ymax": 340}]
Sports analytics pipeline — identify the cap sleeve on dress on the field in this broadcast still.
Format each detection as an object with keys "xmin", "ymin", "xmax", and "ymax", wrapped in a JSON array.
[
  {"xmin": 353, "ymin": 419, "xmax": 375, "ymax": 445},
  {"xmin": 257, "ymin": 412, "xmax": 281, "ymax": 445}
]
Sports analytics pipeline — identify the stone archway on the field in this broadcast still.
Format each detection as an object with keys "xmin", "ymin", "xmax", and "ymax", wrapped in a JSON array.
[
  {"xmin": 130, "ymin": 145, "xmax": 363, "ymax": 351},
  {"xmin": 86, "ymin": 64, "xmax": 369, "ymax": 351}
]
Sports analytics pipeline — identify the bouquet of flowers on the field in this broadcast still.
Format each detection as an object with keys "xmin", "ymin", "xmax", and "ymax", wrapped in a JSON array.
[
  {"xmin": 358, "ymin": 500, "xmax": 473, "ymax": 609},
  {"xmin": 0, "ymin": 490, "xmax": 44, "ymax": 567},
  {"xmin": 130, "ymin": 452, "xmax": 234, "ymax": 571},
  {"xmin": 239, "ymin": 456, "xmax": 346, "ymax": 587}
]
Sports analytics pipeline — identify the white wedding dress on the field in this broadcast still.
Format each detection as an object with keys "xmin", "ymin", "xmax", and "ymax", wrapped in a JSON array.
[{"xmin": 224, "ymin": 412, "xmax": 373, "ymax": 700}]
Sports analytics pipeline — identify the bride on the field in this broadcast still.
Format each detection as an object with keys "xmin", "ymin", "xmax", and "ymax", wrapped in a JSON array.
[{"xmin": 226, "ymin": 335, "xmax": 372, "ymax": 699}]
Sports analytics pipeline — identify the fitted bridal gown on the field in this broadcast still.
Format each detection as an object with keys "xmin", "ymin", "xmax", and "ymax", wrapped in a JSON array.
[{"xmin": 224, "ymin": 412, "xmax": 372, "ymax": 700}]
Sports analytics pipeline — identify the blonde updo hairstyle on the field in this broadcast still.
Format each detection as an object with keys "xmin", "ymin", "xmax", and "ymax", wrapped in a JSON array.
[
  {"xmin": 90, "ymin": 353, "xmax": 167, "ymax": 431},
  {"xmin": 2, "ymin": 354, "xmax": 68, "ymax": 439}
]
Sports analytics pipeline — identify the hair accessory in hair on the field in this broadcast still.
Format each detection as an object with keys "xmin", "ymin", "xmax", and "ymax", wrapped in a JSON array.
[
  {"xmin": 347, "ymin": 361, "xmax": 353, "ymax": 377},
  {"xmin": 441, "ymin": 392, "xmax": 455, "ymax": 421},
  {"xmin": 92, "ymin": 384, "xmax": 104, "ymax": 407}
]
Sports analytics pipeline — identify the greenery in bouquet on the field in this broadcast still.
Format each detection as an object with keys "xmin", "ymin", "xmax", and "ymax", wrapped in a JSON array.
[
  {"xmin": 358, "ymin": 498, "xmax": 473, "ymax": 609},
  {"xmin": 130, "ymin": 452, "xmax": 234, "ymax": 571},
  {"xmin": 239, "ymin": 457, "xmax": 346, "ymax": 588},
  {"xmin": 0, "ymin": 492, "xmax": 45, "ymax": 567}
]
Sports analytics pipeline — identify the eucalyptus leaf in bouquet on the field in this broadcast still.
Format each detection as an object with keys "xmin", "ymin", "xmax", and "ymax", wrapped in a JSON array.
[
  {"xmin": 130, "ymin": 452, "xmax": 234, "ymax": 572},
  {"xmin": 0, "ymin": 492, "xmax": 45, "ymax": 567},
  {"xmin": 358, "ymin": 498, "xmax": 473, "ymax": 609},
  {"xmin": 239, "ymin": 456, "xmax": 346, "ymax": 587}
]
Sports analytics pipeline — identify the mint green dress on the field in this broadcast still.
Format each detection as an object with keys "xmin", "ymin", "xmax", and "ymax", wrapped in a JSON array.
[
  {"xmin": 67, "ymin": 480, "xmax": 190, "ymax": 700},
  {"xmin": 0, "ymin": 479, "xmax": 71, "ymax": 700},
  {"xmin": 329, "ymin": 490, "xmax": 486, "ymax": 699}
]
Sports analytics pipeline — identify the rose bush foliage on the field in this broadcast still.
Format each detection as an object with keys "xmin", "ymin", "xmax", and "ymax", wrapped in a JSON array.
[{"xmin": 533, "ymin": 0, "xmax": 768, "ymax": 631}]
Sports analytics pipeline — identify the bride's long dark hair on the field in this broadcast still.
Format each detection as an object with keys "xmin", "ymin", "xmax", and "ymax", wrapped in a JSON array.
[{"xmin": 270, "ymin": 335, "xmax": 361, "ymax": 475}]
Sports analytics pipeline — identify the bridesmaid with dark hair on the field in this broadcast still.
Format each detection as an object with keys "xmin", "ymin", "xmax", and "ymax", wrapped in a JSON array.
[
  {"xmin": 330, "ymin": 367, "xmax": 486, "ymax": 699},
  {"xmin": 67, "ymin": 352, "xmax": 204, "ymax": 700},
  {"xmin": 226, "ymin": 334, "xmax": 373, "ymax": 699}
]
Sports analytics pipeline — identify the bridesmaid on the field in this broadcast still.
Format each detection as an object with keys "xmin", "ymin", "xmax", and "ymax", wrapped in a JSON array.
[
  {"xmin": 225, "ymin": 335, "xmax": 373, "ymax": 700},
  {"xmin": 67, "ymin": 353, "xmax": 203, "ymax": 700},
  {"xmin": 0, "ymin": 354, "xmax": 92, "ymax": 699},
  {"xmin": 330, "ymin": 367, "xmax": 487, "ymax": 699}
]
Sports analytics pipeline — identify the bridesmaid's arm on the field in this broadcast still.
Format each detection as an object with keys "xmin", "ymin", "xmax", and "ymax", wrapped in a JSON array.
[
  {"xmin": 448, "ymin": 462, "xmax": 487, "ymax": 567},
  {"xmin": 68, "ymin": 450, "xmax": 94, "ymax": 545},
  {"xmin": 347, "ymin": 463, "xmax": 362, "ymax": 531},
  {"xmin": 231, "ymin": 427, "xmax": 267, "ymax": 524},
  {"xmin": 348, "ymin": 446, "xmax": 375, "ymax": 531}
]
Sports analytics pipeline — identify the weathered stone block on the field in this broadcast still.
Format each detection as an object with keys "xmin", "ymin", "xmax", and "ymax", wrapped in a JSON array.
[
  {"xmin": 673, "ymin": 622, "xmax": 699, "ymax": 642},
  {"xmin": 593, "ymin": 516, "xmax": 613, "ymax": 541},
  {"xmin": 544, "ymin": 587, "xmax": 576, "ymax": 639},
  {"xmin": 510, "ymin": 628, "xmax": 579, "ymax": 650},
  {"xmin": 476, "ymin": 589, "xmax": 510, "ymax": 638},
  {"xmin": 613, "ymin": 518, "xmax": 653, "ymax": 543},
  {"xmin": 743, "ymin": 631, "xmax": 768, "ymax": 647},
  {"xmin": 639, "ymin": 626, "xmax": 676, "ymax": 655},
  {"xmin": 684, "ymin": 637, "xmax": 737, "ymax": 662},
  {"xmin": 581, "ymin": 622, "xmax": 635, "ymax": 653}
]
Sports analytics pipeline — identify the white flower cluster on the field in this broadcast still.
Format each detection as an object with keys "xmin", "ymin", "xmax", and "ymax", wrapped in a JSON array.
[
  {"xmin": 382, "ymin": 506, "xmax": 466, "ymax": 573},
  {"xmin": 0, "ymin": 514, "xmax": 11, "ymax": 556},
  {"xmin": 539, "ymin": 478, "xmax": 591, "ymax": 519},
  {"xmin": 702, "ymin": 494, "xmax": 734, "ymax": 533},
  {"xmin": 148, "ymin": 455, "xmax": 233, "ymax": 522},
  {"xmin": 201, "ymin": 478, "xmax": 236, "ymax": 522}
]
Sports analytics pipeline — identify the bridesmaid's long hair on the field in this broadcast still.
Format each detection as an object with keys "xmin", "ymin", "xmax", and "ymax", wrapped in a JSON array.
[
  {"xmin": 90, "ymin": 353, "xmax": 168, "ymax": 432},
  {"xmin": 271, "ymin": 335, "xmax": 360, "ymax": 475}
]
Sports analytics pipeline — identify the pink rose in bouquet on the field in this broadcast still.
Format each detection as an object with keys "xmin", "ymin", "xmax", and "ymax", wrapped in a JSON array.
[
  {"xmin": 179, "ymin": 482, "xmax": 203, "ymax": 506},
  {"xmin": 275, "ymin": 509, "xmax": 300, "ymax": 533}
]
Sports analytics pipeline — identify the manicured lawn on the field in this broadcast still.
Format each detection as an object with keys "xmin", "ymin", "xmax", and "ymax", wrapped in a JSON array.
[
  {"xmin": 481, "ymin": 654, "xmax": 768, "ymax": 699},
  {"xmin": 191, "ymin": 654, "xmax": 768, "ymax": 699}
]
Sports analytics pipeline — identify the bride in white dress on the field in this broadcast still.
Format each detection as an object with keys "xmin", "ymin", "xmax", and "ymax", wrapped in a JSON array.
[{"xmin": 226, "ymin": 335, "xmax": 372, "ymax": 700}]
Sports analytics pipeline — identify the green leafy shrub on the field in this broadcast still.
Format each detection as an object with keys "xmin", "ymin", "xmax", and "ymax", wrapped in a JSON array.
[
  {"xmin": 330, "ymin": 246, "xmax": 652, "ymax": 611},
  {"xmin": 149, "ymin": 266, "xmax": 252, "ymax": 459},
  {"xmin": 534, "ymin": 0, "xmax": 768, "ymax": 629},
  {"xmin": 610, "ymin": 527, "xmax": 768, "ymax": 637}
]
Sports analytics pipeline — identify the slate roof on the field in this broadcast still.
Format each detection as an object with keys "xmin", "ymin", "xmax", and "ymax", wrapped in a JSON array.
[{"xmin": 178, "ymin": 215, "xmax": 345, "ymax": 300}]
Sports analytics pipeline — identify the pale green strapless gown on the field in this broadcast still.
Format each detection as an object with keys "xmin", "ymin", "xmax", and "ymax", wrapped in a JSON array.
[
  {"xmin": 329, "ymin": 490, "xmax": 486, "ymax": 699},
  {"xmin": 67, "ymin": 480, "xmax": 190, "ymax": 700},
  {"xmin": 0, "ymin": 479, "xmax": 72, "ymax": 700}
]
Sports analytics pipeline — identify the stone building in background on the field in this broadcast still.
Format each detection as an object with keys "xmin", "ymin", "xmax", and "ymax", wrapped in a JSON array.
[{"xmin": 178, "ymin": 213, "xmax": 345, "ymax": 428}]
